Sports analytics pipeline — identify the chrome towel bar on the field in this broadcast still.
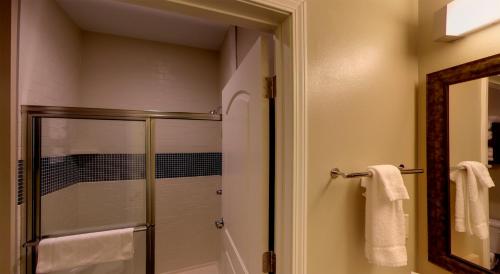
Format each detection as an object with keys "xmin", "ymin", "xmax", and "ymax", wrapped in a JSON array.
[{"xmin": 330, "ymin": 164, "xmax": 424, "ymax": 179}]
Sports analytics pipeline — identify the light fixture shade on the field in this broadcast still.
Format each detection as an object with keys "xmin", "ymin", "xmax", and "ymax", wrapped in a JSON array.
[{"xmin": 434, "ymin": 0, "xmax": 500, "ymax": 41}]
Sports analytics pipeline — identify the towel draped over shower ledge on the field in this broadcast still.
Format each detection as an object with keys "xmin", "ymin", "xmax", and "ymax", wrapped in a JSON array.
[{"xmin": 36, "ymin": 228, "xmax": 134, "ymax": 273}]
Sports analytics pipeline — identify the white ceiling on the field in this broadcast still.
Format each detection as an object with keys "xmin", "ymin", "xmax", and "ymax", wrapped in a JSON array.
[{"xmin": 56, "ymin": 0, "xmax": 230, "ymax": 50}]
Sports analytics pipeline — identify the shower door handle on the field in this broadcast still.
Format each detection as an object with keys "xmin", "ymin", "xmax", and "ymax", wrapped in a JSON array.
[{"xmin": 215, "ymin": 218, "xmax": 224, "ymax": 229}]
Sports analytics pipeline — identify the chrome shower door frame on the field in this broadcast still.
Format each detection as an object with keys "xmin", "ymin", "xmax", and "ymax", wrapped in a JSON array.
[{"xmin": 22, "ymin": 105, "xmax": 221, "ymax": 274}]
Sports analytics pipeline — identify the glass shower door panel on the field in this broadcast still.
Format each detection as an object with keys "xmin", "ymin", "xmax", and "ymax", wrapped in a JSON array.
[
  {"xmin": 42, "ymin": 231, "xmax": 147, "ymax": 274},
  {"xmin": 40, "ymin": 118, "xmax": 147, "ymax": 236},
  {"xmin": 154, "ymin": 119, "xmax": 222, "ymax": 273}
]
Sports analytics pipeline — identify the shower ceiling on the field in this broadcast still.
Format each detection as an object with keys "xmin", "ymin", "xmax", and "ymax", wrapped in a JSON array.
[{"xmin": 56, "ymin": 0, "xmax": 230, "ymax": 50}]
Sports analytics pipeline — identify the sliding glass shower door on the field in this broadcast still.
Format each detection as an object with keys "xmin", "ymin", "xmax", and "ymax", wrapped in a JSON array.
[
  {"xmin": 154, "ymin": 119, "xmax": 222, "ymax": 274},
  {"xmin": 40, "ymin": 118, "xmax": 147, "ymax": 235},
  {"xmin": 22, "ymin": 106, "xmax": 221, "ymax": 274},
  {"xmin": 26, "ymin": 115, "xmax": 152, "ymax": 274}
]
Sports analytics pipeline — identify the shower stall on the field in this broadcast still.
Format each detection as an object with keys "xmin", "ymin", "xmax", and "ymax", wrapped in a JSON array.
[
  {"xmin": 21, "ymin": 106, "xmax": 222, "ymax": 274},
  {"xmin": 16, "ymin": 1, "xmax": 276, "ymax": 273}
]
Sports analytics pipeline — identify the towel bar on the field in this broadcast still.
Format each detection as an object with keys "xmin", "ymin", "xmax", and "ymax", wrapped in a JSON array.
[
  {"xmin": 330, "ymin": 164, "xmax": 424, "ymax": 179},
  {"xmin": 22, "ymin": 224, "xmax": 153, "ymax": 248}
]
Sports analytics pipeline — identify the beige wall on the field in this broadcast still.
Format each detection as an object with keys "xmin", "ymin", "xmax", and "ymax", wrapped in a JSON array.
[
  {"xmin": 417, "ymin": 0, "xmax": 500, "ymax": 273},
  {"xmin": 449, "ymin": 79, "xmax": 488, "ymax": 166},
  {"xmin": 306, "ymin": 0, "xmax": 418, "ymax": 273}
]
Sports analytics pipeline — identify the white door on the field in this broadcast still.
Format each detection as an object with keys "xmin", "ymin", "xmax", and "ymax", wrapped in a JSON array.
[{"xmin": 220, "ymin": 36, "xmax": 272, "ymax": 274}]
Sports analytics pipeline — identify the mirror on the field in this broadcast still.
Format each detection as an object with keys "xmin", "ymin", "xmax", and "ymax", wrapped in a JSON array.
[
  {"xmin": 449, "ymin": 75, "xmax": 500, "ymax": 272},
  {"xmin": 427, "ymin": 54, "xmax": 500, "ymax": 274}
]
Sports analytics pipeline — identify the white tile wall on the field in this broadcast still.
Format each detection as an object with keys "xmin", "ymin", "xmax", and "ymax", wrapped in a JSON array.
[
  {"xmin": 41, "ymin": 184, "xmax": 79, "ymax": 235},
  {"xmin": 41, "ymin": 180, "xmax": 146, "ymax": 236},
  {"xmin": 155, "ymin": 120, "xmax": 221, "ymax": 153},
  {"xmin": 20, "ymin": 2, "xmax": 222, "ymax": 156},
  {"xmin": 18, "ymin": 0, "xmax": 84, "ymax": 176},
  {"xmin": 78, "ymin": 32, "xmax": 220, "ymax": 113},
  {"xmin": 155, "ymin": 177, "xmax": 221, "ymax": 273},
  {"xmin": 76, "ymin": 180, "xmax": 146, "ymax": 230},
  {"xmin": 41, "ymin": 118, "xmax": 146, "ymax": 157},
  {"xmin": 20, "ymin": 2, "xmax": 220, "ymax": 113},
  {"xmin": 19, "ymin": 0, "xmax": 82, "ymax": 107}
]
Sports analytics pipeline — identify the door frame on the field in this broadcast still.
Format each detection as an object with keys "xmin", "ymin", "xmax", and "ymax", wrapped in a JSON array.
[
  {"xmin": 3, "ymin": 0, "xmax": 308, "ymax": 273},
  {"xmin": 160, "ymin": 2, "xmax": 307, "ymax": 273},
  {"xmin": 1, "ymin": 0, "xmax": 19, "ymax": 273},
  {"xmin": 227, "ymin": 2, "xmax": 307, "ymax": 273}
]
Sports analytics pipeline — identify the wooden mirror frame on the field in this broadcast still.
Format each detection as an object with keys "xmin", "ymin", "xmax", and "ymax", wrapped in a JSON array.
[{"xmin": 427, "ymin": 53, "xmax": 500, "ymax": 274}]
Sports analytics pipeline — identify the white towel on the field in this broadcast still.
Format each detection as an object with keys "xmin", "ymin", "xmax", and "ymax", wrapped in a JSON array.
[
  {"xmin": 37, "ymin": 228, "xmax": 134, "ymax": 273},
  {"xmin": 361, "ymin": 165, "xmax": 410, "ymax": 267},
  {"xmin": 450, "ymin": 161, "xmax": 495, "ymax": 240}
]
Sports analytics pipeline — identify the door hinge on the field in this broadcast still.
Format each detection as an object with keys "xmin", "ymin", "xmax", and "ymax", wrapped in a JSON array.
[
  {"xmin": 266, "ymin": 76, "xmax": 277, "ymax": 99},
  {"xmin": 262, "ymin": 251, "xmax": 276, "ymax": 273}
]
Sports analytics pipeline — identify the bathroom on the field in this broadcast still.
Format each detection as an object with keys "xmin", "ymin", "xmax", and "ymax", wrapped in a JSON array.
[{"xmin": 1, "ymin": 0, "xmax": 500, "ymax": 274}]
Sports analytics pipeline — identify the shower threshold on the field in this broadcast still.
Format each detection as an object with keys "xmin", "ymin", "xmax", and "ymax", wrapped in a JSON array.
[{"xmin": 163, "ymin": 262, "xmax": 219, "ymax": 274}]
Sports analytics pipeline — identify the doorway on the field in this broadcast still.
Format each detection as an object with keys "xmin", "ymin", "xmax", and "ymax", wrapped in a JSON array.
[{"xmin": 14, "ymin": 0, "xmax": 304, "ymax": 273}]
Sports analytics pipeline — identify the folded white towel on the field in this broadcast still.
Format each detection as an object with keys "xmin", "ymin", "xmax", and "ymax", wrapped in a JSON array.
[
  {"xmin": 361, "ymin": 165, "xmax": 409, "ymax": 267},
  {"xmin": 450, "ymin": 161, "xmax": 495, "ymax": 240},
  {"xmin": 37, "ymin": 228, "xmax": 134, "ymax": 273}
]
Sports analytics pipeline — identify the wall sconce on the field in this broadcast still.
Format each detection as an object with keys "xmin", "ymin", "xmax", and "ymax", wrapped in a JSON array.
[{"xmin": 434, "ymin": 0, "xmax": 500, "ymax": 41}]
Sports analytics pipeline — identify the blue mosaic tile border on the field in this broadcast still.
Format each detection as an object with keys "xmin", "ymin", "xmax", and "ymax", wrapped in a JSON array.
[
  {"xmin": 156, "ymin": 153, "xmax": 222, "ymax": 178},
  {"xmin": 41, "ymin": 155, "xmax": 81, "ymax": 196},
  {"xmin": 17, "ymin": 161, "xmax": 24, "ymax": 205},
  {"xmin": 16, "ymin": 152, "xmax": 222, "ymax": 204},
  {"xmin": 78, "ymin": 154, "xmax": 146, "ymax": 183}
]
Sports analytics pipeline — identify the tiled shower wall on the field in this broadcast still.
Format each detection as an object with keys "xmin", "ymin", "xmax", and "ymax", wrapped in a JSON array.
[
  {"xmin": 19, "ymin": 1, "xmax": 223, "ymax": 273},
  {"xmin": 155, "ymin": 120, "xmax": 221, "ymax": 273}
]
